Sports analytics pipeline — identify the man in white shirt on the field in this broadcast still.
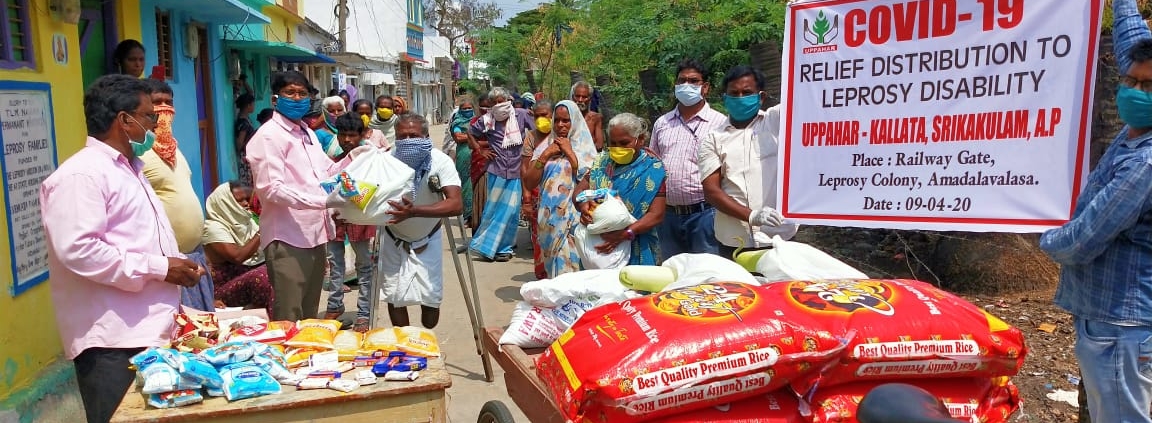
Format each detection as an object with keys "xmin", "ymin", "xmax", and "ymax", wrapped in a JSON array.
[
  {"xmin": 699, "ymin": 65, "xmax": 798, "ymax": 259},
  {"xmin": 379, "ymin": 114, "xmax": 464, "ymax": 329}
]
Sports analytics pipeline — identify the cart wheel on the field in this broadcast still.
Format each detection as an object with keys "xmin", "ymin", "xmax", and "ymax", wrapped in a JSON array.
[{"xmin": 477, "ymin": 400, "xmax": 515, "ymax": 423}]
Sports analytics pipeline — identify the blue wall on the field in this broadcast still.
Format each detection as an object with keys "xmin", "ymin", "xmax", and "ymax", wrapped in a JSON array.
[{"xmin": 140, "ymin": 2, "xmax": 240, "ymax": 201}]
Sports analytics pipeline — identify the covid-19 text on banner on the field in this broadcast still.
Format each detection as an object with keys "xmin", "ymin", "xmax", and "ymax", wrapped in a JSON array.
[{"xmin": 779, "ymin": 0, "xmax": 1102, "ymax": 232}]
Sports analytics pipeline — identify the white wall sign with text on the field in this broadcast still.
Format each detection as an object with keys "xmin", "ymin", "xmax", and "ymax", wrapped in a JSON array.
[
  {"xmin": 780, "ymin": 0, "xmax": 1103, "ymax": 232},
  {"xmin": 0, "ymin": 82, "xmax": 57, "ymax": 296}
]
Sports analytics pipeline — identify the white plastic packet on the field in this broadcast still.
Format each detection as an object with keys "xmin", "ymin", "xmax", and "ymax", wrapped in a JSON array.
[
  {"xmin": 573, "ymin": 225, "xmax": 630, "ymax": 270},
  {"xmin": 323, "ymin": 147, "xmax": 414, "ymax": 226},
  {"xmin": 754, "ymin": 236, "xmax": 868, "ymax": 282}
]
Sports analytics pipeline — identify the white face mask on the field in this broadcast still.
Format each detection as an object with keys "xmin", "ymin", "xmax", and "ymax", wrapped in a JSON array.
[
  {"xmin": 491, "ymin": 101, "xmax": 514, "ymax": 121},
  {"xmin": 674, "ymin": 83, "xmax": 704, "ymax": 106}
]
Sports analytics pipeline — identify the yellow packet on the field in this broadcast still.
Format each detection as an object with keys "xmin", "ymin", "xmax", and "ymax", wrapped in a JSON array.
[
  {"xmin": 362, "ymin": 327, "xmax": 400, "ymax": 353},
  {"xmin": 348, "ymin": 182, "xmax": 378, "ymax": 211},
  {"xmin": 395, "ymin": 326, "xmax": 441, "ymax": 357}
]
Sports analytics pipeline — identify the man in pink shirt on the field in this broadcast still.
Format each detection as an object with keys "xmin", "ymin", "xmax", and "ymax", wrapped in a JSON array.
[
  {"xmin": 651, "ymin": 59, "xmax": 728, "ymax": 257},
  {"xmin": 40, "ymin": 74, "xmax": 204, "ymax": 423},
  {"xmin": 246, "ymin": 71, "xmax": 363, "ymax": 321}
]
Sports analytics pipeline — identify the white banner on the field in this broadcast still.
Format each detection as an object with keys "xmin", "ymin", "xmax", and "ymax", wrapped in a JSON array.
[{"xmin": 779, "ymin": 0, "xmax": 1103, "ymax": 232}]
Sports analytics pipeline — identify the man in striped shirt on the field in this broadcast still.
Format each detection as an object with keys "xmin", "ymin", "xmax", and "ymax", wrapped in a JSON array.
[{"xmin": 650, "ymin": 59, "xmax": 728, "ymax": 257}]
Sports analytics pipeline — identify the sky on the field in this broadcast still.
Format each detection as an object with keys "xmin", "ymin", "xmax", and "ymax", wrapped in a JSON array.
[{"xmin": 491, "ymin": 0, "xmax": 547, "ymax": 26}]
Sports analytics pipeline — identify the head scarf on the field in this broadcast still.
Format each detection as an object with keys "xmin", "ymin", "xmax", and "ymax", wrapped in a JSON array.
[
  {"xmin": 203, "ymin": 183, "xmax": 263, "ymax": 265},
  {"xmin": 532, "ymin": 100, "xmax": 598, "ymax": 178},
  {"xmin": 483, "ymin": 101, "xmax": 523, "ymax": 149},
  {"xmin": 151, "ymin": 104, "xmax": 178, "ymax": 167}
]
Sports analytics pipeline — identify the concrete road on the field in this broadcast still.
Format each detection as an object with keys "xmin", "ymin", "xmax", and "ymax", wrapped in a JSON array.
[{"xmin": 321, "ymin": 124, "xmax": 535, "ymax": 423}]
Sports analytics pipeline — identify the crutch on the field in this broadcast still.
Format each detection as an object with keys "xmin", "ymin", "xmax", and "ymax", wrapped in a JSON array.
[
  {"xmin": 368, "ymin": 235, "xmax": 383, "ymax": 329},
  {"xmin": 430, "ymin": 175, "xmax": 494, "ymax": 382}
]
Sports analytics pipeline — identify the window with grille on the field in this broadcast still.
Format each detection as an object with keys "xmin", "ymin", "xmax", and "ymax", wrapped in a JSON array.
[
  {"xmin": 0, "ymin": 0, "xmax": 34, "ymax": 69},
  {"xmin": 155, "ymin": 9, "xmax": 173, "ymax": 79}
]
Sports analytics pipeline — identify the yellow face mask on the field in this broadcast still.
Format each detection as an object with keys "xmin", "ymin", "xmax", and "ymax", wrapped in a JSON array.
[
  {"xmin": 377, "ymin": 107, "xmax": 394, "ymax": 121},
  {"xmin": 608, "ymin": 147, "xmax": 636, "ymax": 164},
  {"xmin": 360, "ymin": 114, "xmax": 371, "ymax": 127},
  {"xmin": 535, "ymin": 117, "xmax": 552, "ymax": 134}
]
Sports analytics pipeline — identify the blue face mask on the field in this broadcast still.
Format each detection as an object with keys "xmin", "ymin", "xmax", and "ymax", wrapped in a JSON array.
[
  {"xmin": 458, "ymin": 109, "xmax": 475, "ymax": 119},
  {"xmin": 276, "ymin": 96, "xmax": 312, "ymax": 121},
  {"xmin": 724, "ymin": 93, "xmax": 762, "ymax": 122},
  {"xmin": 1118, "ymin": 85, "xmax": 1152, "ymax": 129}
]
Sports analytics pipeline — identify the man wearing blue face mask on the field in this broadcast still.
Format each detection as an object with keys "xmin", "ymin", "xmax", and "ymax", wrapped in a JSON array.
[
  {"xmin": 699, "ymin": 65, "xmax": 798, "ymax": 260},
  {"xmin": 651, "ymin": 59, "xmax": 728, "ymax": 257},
  {"xmin": 246, "ymin": 71, "xmax": 372, "ymax": 321},
  {"xmin": 1039, "ymin": 1, "xmax": 1152, "ymax": 421}
]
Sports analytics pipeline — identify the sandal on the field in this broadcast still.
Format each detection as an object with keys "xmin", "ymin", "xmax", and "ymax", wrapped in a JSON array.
[{"xmin": 353, "ymin": 317, "xmax": 370, "ymax": 333}]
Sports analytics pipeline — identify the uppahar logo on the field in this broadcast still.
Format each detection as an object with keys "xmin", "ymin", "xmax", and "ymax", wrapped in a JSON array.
[{"xmin": 802, "ymin": 11, "xmax": 840, "ymax": 53}]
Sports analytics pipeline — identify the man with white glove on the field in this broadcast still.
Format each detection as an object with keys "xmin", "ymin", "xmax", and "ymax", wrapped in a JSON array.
[
  {"xmin": 749, "ymin": 207, "xmax": 784, "ymax": 227},
  {"xmin": 699, "ymin": 65, "xmax": 799, "ymax": 260}
]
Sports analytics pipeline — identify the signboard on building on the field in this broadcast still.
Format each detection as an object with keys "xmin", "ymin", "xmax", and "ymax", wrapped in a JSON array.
[
  {"xmin": 0, "ymin": 82, "xmax": 57, "ymax": 295},
  {"xmin": 406, "ymin": 24, "xmax": 424, "ymax": 61},
  {"xmin": 779, "ymin": 0, "xmax": 1103, "ymax": 232}
]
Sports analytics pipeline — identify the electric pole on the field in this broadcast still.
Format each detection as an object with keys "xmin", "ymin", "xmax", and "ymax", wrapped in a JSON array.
[{"xmin": 337, "ymin": 0, "xmax": 348, "ymax": 51}]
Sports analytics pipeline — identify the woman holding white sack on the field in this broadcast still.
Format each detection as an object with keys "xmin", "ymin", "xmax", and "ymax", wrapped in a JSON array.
[
  {"xmin": 521, "ymin": 100, "xmax": 599, "ymax": 277},
  {"xmin": 575, "ymin": 113, "xmax": 668, "ymax": 266},
  {"xmin": 377, "ymin": 114, "xmax": 463, "ymax": 329}
]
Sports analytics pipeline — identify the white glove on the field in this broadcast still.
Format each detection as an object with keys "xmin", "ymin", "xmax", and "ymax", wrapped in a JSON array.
[
  {"xmin": 347, "ymin": 144, "xmax": 376, "ymax": 160},
  {"xmin": 749, "ymin": 207, "xmax": 784, "ymax": 227}
]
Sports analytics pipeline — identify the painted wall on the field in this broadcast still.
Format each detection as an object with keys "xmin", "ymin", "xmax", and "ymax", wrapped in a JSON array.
[
  {"xmin": 0, "ymin": 1, "xmax": 88, "ymax": 404},
  {"xmin": 139, "ymin": 2, "xmax": 240, "ymax": 197}
]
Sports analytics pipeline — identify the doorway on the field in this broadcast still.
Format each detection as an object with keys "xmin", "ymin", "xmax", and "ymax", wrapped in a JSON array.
[
  {"xmin": 192, "ymin": 24, "xmax": 219, "ymax": 194},
  {"xmin": 79, "ymin": 0, "xmax": 118, "ymax": 88}
]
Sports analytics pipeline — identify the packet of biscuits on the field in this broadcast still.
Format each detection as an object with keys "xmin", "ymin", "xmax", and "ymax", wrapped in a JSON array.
[{"xmin": 171, "ymin": 313, "xmax": 220, "ymax": 352}]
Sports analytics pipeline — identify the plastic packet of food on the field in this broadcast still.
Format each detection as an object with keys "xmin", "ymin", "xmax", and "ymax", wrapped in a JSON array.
[
  {"xmin": 355, "ymin": 370, "xmax": 378, "ymax": 385},
  {"xmin": 219, "ymin": 362, "xmax": 282, "ymax": 401},
  {"xmin": 362, "ymin": 327, "xmax": 400, "ymax": 353},
  {"xmin": 371, "ymin": 353, "xmax": 427, "ymax": 375},
  {"xmin": 333, "ymin": 331, "xmax": 364, "ymax": 361},
  {"xmin": 225, "ymin": 321, "xmax": 294, "ymax": 345},
  {"xmin": 284, "ymin": 319, "xmax": 342, "ymax": 350},
  {"xmin": 146, "ymin": 390, "xmax": 204, "ymax": 409},
  {"xmin": 346, "ymin": 182, "xmax": 378, "ymax": 210},
  {"xmin": 296, "ymin": 378, "xmax": 329, "ymax": 390},
  {"xmin": 171, "ymin": 313, "xmax": 220, "ymax": 352},
  {"xmin": 219, "ymin": 315, "xmax": 269, "ymax": 333},
  {"xmin": 383, "ymin": 371, "xmax": 420, "ymax": 381},
  {"xmin": 131, "ymin": 349, "xmax": 203, "ymax": 394},
  {"xmin": 156, "ymin": 350, "xmax": 224, "ymax": 389},
  {"xmin": 285, "ymin": 347, "xmax": 329, "ymax": 368},
  {"xmin": 395, "ymin": 326, "xmax": 441, "ymax": 357},
  {"xmin": 200, "ymin": 341, "xmax": 260, "ymax": 367},
  {"xmin": 327, "ymin": 379, "xmax": 360, "ymax": 393}
]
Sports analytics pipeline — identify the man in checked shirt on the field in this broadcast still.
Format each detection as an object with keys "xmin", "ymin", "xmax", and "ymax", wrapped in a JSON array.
[
  {"xmin": 650, "ymin": 59, "xmax": 728, "ymax": 257},
  {"xmin": 1040, "ymin": 0, "xmax": 1152, "ymax": 421}
]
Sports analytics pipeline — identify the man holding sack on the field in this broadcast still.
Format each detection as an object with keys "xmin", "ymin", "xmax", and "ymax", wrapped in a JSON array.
[{"xmin": 377, "ymin": 114, "xmax": 464, "ymax": 329}]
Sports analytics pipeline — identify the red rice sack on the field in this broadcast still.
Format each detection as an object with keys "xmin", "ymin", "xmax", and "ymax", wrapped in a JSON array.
[
  {"xmin": 808, "ymin": 377, "xmax": 1021, "ymax": 423},
  {"xmin": 648, "ymin": 390, "xmax": 804, "ymax": 423},
  {"xmin": 782, "ymin": 279, "xmax": 1026, "ymax": 392},
  {"xmin": 535, "ymin": 282, "xmax": 846, "ymax": 423}
]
